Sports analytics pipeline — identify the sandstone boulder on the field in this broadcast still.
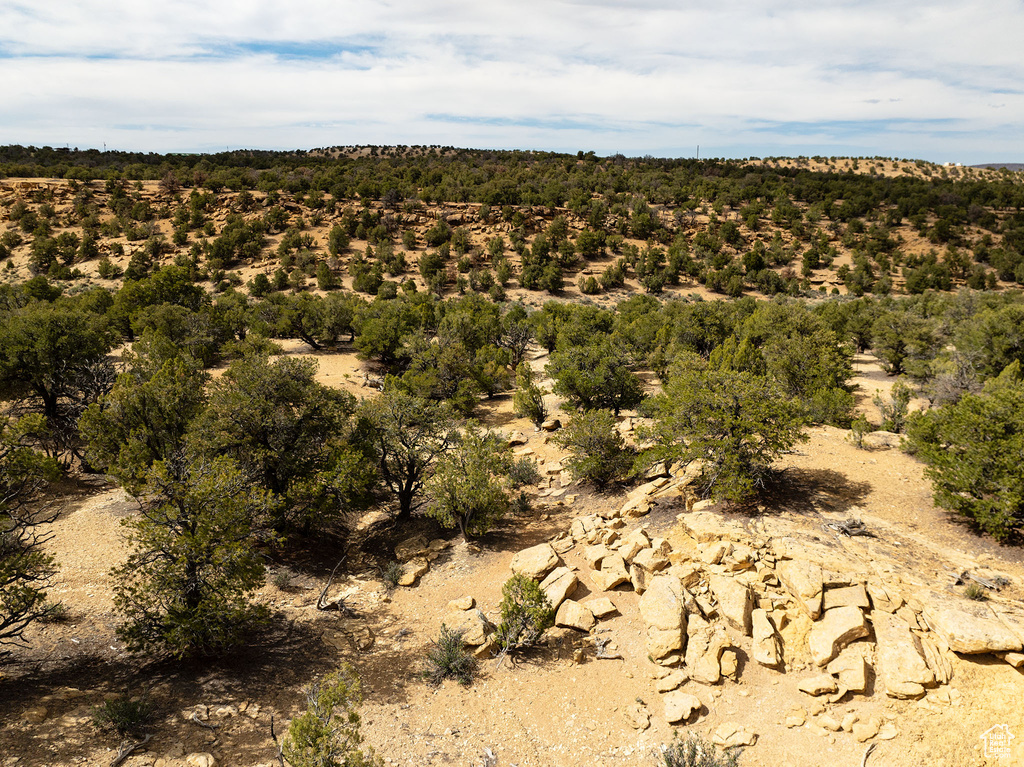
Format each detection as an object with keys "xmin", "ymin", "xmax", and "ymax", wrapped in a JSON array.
[
  {"xmin": 663, "ymin": 691, "xmax": 702, "ymax": 723},
  {"xmin": 921, "ymin": 591, "xmax": 1023, "ymax": 654},
  {"xmin": 827, "ymin": 650, "xmax": 869, "ymax": 693},
  {"xmin": 709, "ymin": 574, "xmax": 753, "ymax": 636},
  {"xmin": 751, "ymin": 608, "xmax": 783, "ymax": 667},
  {"xmin": 398, "ymin": 557, "xmax": 429, "ymax": 586},
  {"xmin": 510, "ymin": 543, "xmax": 559, "ymax": 580},
  {"xmin": 873, "ymin": 612, "xmax": 934, "ymax": 699},
  {"xmin": 540, "ymin": 567, "xmax": 579, "ymax": 609},
  {"xmin": 639, "ymin": 574, "xmax": 687, "ymax": 661},
  {"xmin": 808, "ymin": 605, "xmax": 870, "ymax": 666},
  {"xmin": 777, "ymin": 560, "xmax": 824, "ymax": 619},
  {"xmin": 591, "ymin": 553, "xmax": 630, "ymax": 591},
  {"xmin": 555, "ymin": 600, "xmax": 596, "ymax": 632}
]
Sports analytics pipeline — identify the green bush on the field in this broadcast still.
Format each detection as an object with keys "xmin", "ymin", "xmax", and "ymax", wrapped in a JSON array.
[
  {"xmin": 555, "ymin": 409, "xmax": 634, "ymax": 488},
  {"xmin": 848, "ymin": 415, "xmax": 871, "ymax": 448},
  {"xmin": 905, "ymin": 366, "xmax": 1024, "ymax": 540},
  {"xmin": 424, "ymin": 624, "xmax": 476, "ymax": 685},
  {"xmin": 494, "ymin": 574, "xmax": 554, "ymax": 653},
  {"xmin": 283, "ymin": 665, "xmax": 380, "ymax": 767},
  {"xmin": 93, "ymin": 696, "xmax": 154, "ymax": 737}
]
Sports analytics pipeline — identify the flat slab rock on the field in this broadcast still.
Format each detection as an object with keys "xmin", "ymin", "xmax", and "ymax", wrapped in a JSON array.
[
  {"xmin": 663, "ymin": 691, "xmax": 702, "ymax": 723},
  {"xmin": 510, "ymin": 543, "xmax": 560, "ymax": 580},
  {"xmin": 873, "ymin": 612, "xmax": 934, "ymax": 699},
  {"xmin": 920, "ymin": 591, "xmax": 1023, "ymax": 654},
  {"xmin": 808, "ymin": 605, "xmax": 870, "ymax": 666}
]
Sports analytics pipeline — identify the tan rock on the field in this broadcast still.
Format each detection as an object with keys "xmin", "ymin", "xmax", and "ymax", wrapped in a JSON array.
[
  {"xmin": 443, "ymin": 609, "xmax": 494, "ymax": 646},
  {"xmin": 630, "ymin": 563, "xmax": 652, "ymax": 594},
  {"xmin": 592, "ymin": 553, "xmax": 630, "ymax": 591},
  {"xmin": 510, "ymin": 543, "xmax": 560, "ymax": 580},
  {"xmin": 877, "ymin": 722, "xmax": 899, "ymax": 740},
  {"xmin": 999, "ymin": 651, "xmax": 1024, "ymax": 669},
  {"xmin": 720, "ymin": 649, "xmax": 739, "ymax": 678},
  {"xmin": 555, "ymin": 600, "xmax": 596, "ymax": 632},
  {"xmin": 873, "ymin": 612, "xmax": 934, "ymax": 698},
  {"xmin": 827, "ymin": 650, "xmax": 869, "ymax": 693},
  {"xmin": 841, "ymin": 713, "xmax": 859, "ymax": 732},
  {"xmin": 394, "ymin": 535, "xmax": 428, "ymax": 561},
  {"xmin": 21, "ymin": 706, "xmax": 48, "ymax": 724},
  {"xmin": 447, "ymin": 596, "xmax": 475, "ymax": 611},
  {"xmin": 798, "ymin": 674, "xmax": 838, "ymax": 696},
  {"xmin": 808, "ymin": 605, "xmax": 870, "ymax": 666},
  {"xmin": 709, "ymin": 574, "xmax": 753, "ymax": 636},
  {"xmin": 752, "ymin": 608, "xmax": 783, "ymax": 667},
  {"xmin": 818, "ymin": 715, "xmax": 841, "ymax": 732},
  {"xmin": 540, "ymin": 417, "xmax": 561, "ymax": 431},
  {"xmin": 624, "ymin": 703, "xmax": 650, "ymax": 730},
  {"xmin": 921, "ymin": 591, "xmax": 1023, "ymax": 654},
  {"xmin": 777, "ymin": 560, "xmax": 824, "ymax": 619},
  {"xmin": 540, "ymin": 567, "xmax": 579, "ymax": 609},
  {"xmin": 866, "ymin": 580, "xmax": 903, "ymax": 613},
  {"xmin": 852, "ymin": 718, "xmax": 880, "ymax": 742},
  {"xmin": 785, "ymin": 714, "xmax": 806, "ymax": 728},
  {"xmin": 698, "ymin": 541, "xmax": 732, "ymax": 565},
  {"xmin": 712, "ymin": 722, "xmax": 757, "ymax": 748},
  {"xmin": 685, "ymin": 618, "xmax": 729, "ymax": 685},
  {"xmin": 584, "ymin": 597, "xmax": 618, "ymax": 618},
  {"xmin": 655, "ymin": 670, "xmax": 688, "ymax": 692},
  {"xmin": 639, "ymin": 575, "xmax": 687, "ymax": 661},
  {"xmin": 664, "ymin": 691, "xmax": 703, "ymax": 724},
  {"xmin": 823, "ymin": 584, "xmax": 870, "ymax": 611},
  {"xmin": 398, "ymin": 557, "xmax": 429, "ymax": 586},
  {"xmin": 185, "ymin": 755, "xmax": 216, "ymax": 767},
  {"xmin": 633, "ymin": 547, "xmax": 670, "ymax": 573},
  {"xmin": 584, "ymin": 544, "xmax": 613, "ymax": 569}
]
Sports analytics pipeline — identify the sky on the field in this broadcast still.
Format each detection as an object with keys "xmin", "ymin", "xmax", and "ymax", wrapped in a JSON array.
[{"xmin": 1, "ymin": 1, "xmax": 1022, "ymax": 163}]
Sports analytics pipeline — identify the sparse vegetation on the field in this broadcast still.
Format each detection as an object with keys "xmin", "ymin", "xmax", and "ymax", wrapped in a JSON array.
[
  {"xmin": 423, "ymin": 624, "xmax": 476, "ymax": 685},
  {"xmin": 92, "ymin": 696, "xmax": 155, "ymax": 737},
  {"xmin": 658, "ymin": 733, "xmax": 740, "ymax": 767},
  {"xmin": 494, "ymin": 574, "xmax": 554, "ymax": 654},
  {"xmin": 283, "ymin": 665, "xmax": 381, "ymax": 767}
]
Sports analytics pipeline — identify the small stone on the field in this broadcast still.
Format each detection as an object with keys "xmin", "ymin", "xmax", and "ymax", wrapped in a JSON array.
[
  {"xmin": 655, "ymin": 670, "xmax": 688, "ymax": 692},
  {"xmin": 624, "ymin": 703, "xmax": 650, "ymax": 730},
  {"xmin": 876, "ymin": 722, "xmax": 898, "ymax": 740},
  {"xmin": 785, "ymin": 715, "xmax": 806, "ymax": 728},
  {"xmin": 720, "ymin": 649, "xmax": 739, "ymax": 679},
  {"xmin": 852, "ymin": 718, "xmax": 880, "ymax": 742},
  {"xmin": 541, "ymin": 417, "xmax": 561, "ymax": 431},
  {"xmin": 447, "ymin": 596, "xmax": 475, "ymax": 611},
  {"xmin": 818, "ymin": 715, "xmax": 841, "ymax": 732},
  {"xmin": 798, "ymin": 674, "xmax": 838, "ymax": 696},
  {"xmin": 712, "ymin": 722, "xmax": 757, "ymax": 748},
  {"xmin": 663, "ymin": 691, "xmax": 703, "ymax": 724},
  {"xmin": 841, "ymin": 713, "xmax": 859, "ymax": 732},
  {"xmin": 185, "ymin": 755, "xmax": 216, "ymax": 767}
]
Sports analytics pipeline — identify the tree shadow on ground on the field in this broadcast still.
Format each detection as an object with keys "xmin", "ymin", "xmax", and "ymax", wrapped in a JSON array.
[{"xmin": 758, "ymin": 467, "xmax": 873, "ymax": 518}]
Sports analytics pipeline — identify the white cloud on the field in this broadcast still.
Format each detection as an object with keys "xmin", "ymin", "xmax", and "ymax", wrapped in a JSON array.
[{"xmin": 0, "ymin": 1, "xmax": 1021, "ymax": 161}]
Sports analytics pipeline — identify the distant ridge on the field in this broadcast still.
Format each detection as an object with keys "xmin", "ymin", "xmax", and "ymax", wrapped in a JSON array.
[{"xmin": 970, "ymin": 162, "xmax": 1024, "ymax": 171}]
